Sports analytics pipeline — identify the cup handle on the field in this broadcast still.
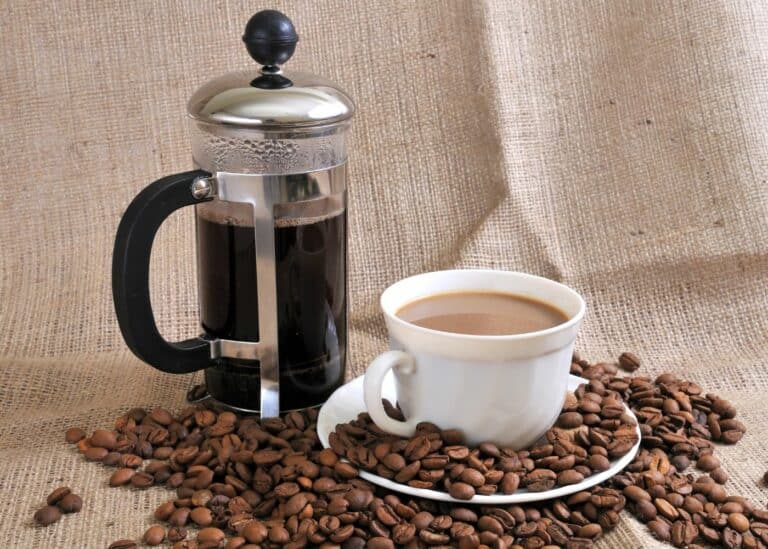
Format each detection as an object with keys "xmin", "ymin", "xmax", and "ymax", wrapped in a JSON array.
[{"xmin": 363, "ymin": 350, "xmax": 417, "ymax": 437}]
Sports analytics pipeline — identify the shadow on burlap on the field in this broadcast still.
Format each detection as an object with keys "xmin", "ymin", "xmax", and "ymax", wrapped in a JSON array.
[{"xmin": 0, "ymin": 1, "xmax": 767, "ymax": 547}]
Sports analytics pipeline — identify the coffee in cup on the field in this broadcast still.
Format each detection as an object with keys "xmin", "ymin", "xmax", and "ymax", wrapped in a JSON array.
[
  {"xmin": 363, "ymin": 269, "xmax": 585, "ymax": 449},
  {"xmin": 396, "ymin": 290, "xmax": 569, "ymax": 336}
]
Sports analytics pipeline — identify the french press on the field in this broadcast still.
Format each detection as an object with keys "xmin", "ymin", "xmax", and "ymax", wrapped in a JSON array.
[{"xmin": 112, "ymin": 10, "xmax": 353, "ymax": 417}]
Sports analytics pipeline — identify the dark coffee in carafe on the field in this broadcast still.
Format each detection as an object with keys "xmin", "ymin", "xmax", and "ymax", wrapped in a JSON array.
[{"xmin": 197, "ymin": 201, "xmax": 347, "ymax": 410}]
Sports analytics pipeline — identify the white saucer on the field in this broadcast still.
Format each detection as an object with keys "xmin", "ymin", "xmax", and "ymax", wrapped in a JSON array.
[{"xmin": 317, "ymin": 373, "xmax": 641, "ymax": 504}]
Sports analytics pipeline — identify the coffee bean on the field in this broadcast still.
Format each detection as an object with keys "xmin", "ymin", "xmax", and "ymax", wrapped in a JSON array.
[
  {"xmin": 242, "ymin": 521, "xmax": 268, "ymax": 543},
  {"xmin": 382, "ymin": 453, "xmax": 406, "ymax": 471},
  {"xmin": 648, "ymin": 519, "xmax": 671, "ymax": 541},
  {"xmin": 91, "ymin": 428, "xmax": 117, "ymax": 449},
  {"xmin": 190, "ymin": 506, "xmax": 213, "ymax": 526},
  {"xmin": 197, "ymin": 527, "xmax": 225, "ymax": 545},
  {"xmin": 577, "ymin": 523, "xmax": 602, "ymax": 539},
  {"xmin": 46, "ymin": 486, "xmax": 71, "ymax": 506},
  {"xmin": 557, "ymin": 412, "xmax": 584, "ymax": 428},
  {"xmin": 58, "ymin": 493, "xmax": 83, "ymax": 513},
  {"xmin": 150, "ymin": 407, "xmax": 174, "ymax": 426},
  {"xmin": 587, "ymin": 453, "xmax": 610, "ymax": 472},
  {"xmin": 728, "ymin": 512, "xmax": 750, "ymax": 533},
  {"xmin": 557, "ymin": 469, "xmax": 585, "ymax": 486},
  {"xmin": 394, "ymin": 461, "xmax": 420, "ymax": 483},
  {"xmin": 724, "ymin": 526, "xmax": 744, "ymax": 548},
  {"xmin": 623, "ymin": 486, "xmax": 650, "ymax": 503},
  {"xmin": 334, "ymin": 462, "xmax": 358, "ymax": 479},
  {"xmin": 392, "ymin": 522, "xmax": 417, "ymax": 544},
  {"xmin": 84, "ymin": 446, "xmax": 108, "ymax": 461},
  {"xmin": 404, "ymin": 436, "xmax": 431, "ymax": 461},
  {"xmin": 618, "ymin": 352, "xmax": 640, "ymax": 372},
  {"xmin": 65, "ymin": 427, "xmax": 86, "ymax": 444},
  {"xmin": 130, "ymin": 471, "xmax": 154, "ymax": 489},
  {"xmin": 367, "ymin": 536, "xmax": 394, "ymax": 549},
  {"xmin": 143, "ymin": 525, "xmax": 165, "ymax": 546},
  {"xmin": 458, "ymin": 468, "xmax": 485, "ymax": 488},
  {"xmin": 169, "ymin": 507, "xmax": 190, "ymax": 527},
  {"xmin": 448, "ymin": 481, "xmax": 476, "ymax": 500},
  {"xmin": 284, "ymin": 493, "xmax": 309, "ymax": 516},
  {"xmin": 697, "ymin": 454, "xmax": 720, "ymax": 471},
  {"xmin": 167, "ymin": 526, "xmax": 188, "ymax": 542},
  {"xmin": 34, "ymin": 505, "xmax": 61, "ymax": 526},
  {"xmin": 524, "ymin": 469, "xmax": 557, "ymax": 492},
  {"xmin": 108, "ymin": 540, "xmax": 137, "ymax": 549},
  {"xmin": 711, "ymin": 467, "xmax": 728, "ymax": 484},
  {"xmin": 671, "ymin": 520, "xmax": 697, "ymax": 546},
  {"xmin": 329, "ymin": 524, "xmax": 354, "ymax": 543},
  {"xmin": 500, "ymin": 472, "xmax": 520, "ymax": 494},
  {"xmin": 110, "ymin": 468, "xmax": 136, "ymax": 487}
]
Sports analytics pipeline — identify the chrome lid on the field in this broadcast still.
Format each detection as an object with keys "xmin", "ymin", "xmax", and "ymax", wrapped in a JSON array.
[
  {"xmin": 187, "ymin": 10, "xmax": 354, "ymax": 130},
  {"xmin": 187, "ymin": 70, "xmax": 354, "ymax": 129}
]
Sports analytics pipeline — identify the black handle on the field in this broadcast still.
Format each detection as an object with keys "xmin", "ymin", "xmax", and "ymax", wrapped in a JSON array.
[{"xmin": 112, "ymin": 169, "xmax": 213, "ymax": 374}]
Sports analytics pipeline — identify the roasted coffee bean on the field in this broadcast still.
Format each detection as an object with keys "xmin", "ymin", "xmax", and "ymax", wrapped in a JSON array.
[
  {"xmin": 150, "ymin": 407, "xmax": 174, "ymax": 426},
  {"xmin": 130, "ymin": 471, "xmax": 154, "ymax": 489},
  {"xmin": 671, "ymin": 520, "xmax": 698, "ymax": 546},
  {"xmin": 110, "ymin": 468, "xmax": 136, "ymax": 487},
  {"xmin": 190, "ymin": 507, "xmax": 213, "ymax": 526},
  {"xmin": 334, "ymin": 462, "xmax": 359, "ymax": 479},
  {"xmin": 447, "ymin": 480, "xmax": 475, "ymax": 500},
  {"xmin": 65, "ymin": 427, "xmax": 86, "ymax": 443},
  {"xmin": 697, "ymin": 454, "xmax": 720, "ymax": 471},
  {"xmin": 167, "ymin": 526, "xmax": 188, "ymax": 543},
  {"xmin": 392, "ymin": 521, "xmax": 417, "ymax": 544},
  {"xmin": 102, "ymin": 451, "xmax": 122, "ymax": 466},
  {"xmin": 500, "ymin": 472, "xmax": 520, "ymax": 494},
  {"xmin": 724, "ymin": 526, "xmax": 743, "ymax": 548},
  {"xmin": 46, "ymin": 486, "xmax": 71, "ymax": 505},
  {"xmin": 91, "ymin": 428, "xmax": 117, "ymax": 449},
  {"xmin": 242, "ymin": 521, "xmax": 268, "ymax": 543},
  {"xmin": 84, "ymin": 446, "xmax": 109, "ymax": 461},
  {"xmin": 143, "ymin": 525, "xmax": 165, "ymax": 546},
  {"xmin": 108, "ymin": 540, "xmax": 137, "ymax": 549},
  {"xmin": 648, "ymin": 519, "xmax": 671, "ymax": 541},
  {"xmin": 169, "ymin": 507, "xmax": 190, "ymax": 527},
  {"xmin": 404, "ymin": 436, "xmax": 431, "ymax": 461},
  {"xmin": 618, "ymin": 352, "xmax": 640, "ymax": 372},
  {"xmin": 394, "ymin": 461, "xmax": 420, "ymax": 483},
  {"xmin": 525, "ymin": 469, "xmax": 557, "ymax": 492},
  {"xmin": 34, "ymin": 505, "xmax": 61, "ymax": 526},
  {"xmin": 557, "ymin": 412, "xmax": 584, "ymax": 428},
  {"xmin": 154, "ymin": 501, "xmax": 176, "ymax": 521},
  {"xmin": 58, "ymin": 493, "xmax": 83, "ymax": 513},
  {"xmin": 557, "ymin": 469, "xmax": 585, "ymax": 486},
  {"xmin": 728, "ymin": 512, "xmax": 750, "ymax": 533},
  {"xmin": 197, "ymin": 527, "xmax": 225, "ymax": 545}
]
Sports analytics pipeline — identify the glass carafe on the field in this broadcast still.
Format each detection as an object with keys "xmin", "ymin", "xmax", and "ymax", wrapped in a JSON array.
[{"xmin": 112, "ymin": 10, "xmax": 354, "ymax": 416}]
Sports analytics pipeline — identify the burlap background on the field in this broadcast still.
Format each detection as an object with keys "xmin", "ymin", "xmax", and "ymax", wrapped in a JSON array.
[{"xmin": 1, "ymin": 0, "xmax": 767, "ymax": 547}]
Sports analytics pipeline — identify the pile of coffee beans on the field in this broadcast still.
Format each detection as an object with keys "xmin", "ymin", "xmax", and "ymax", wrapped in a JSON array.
[
  {"xmin": 329, "ymin": 384, "xmax": 639, "ymax": 500},
  {"xmin": 571, "ymin": 354, "xmax": 768, "ymax": 548},
  {"xmin": 60, "ymin": 352, "xmax": 765, "ymax": 548},
  {"xmin": 33, "ymin": 486, "xmax": 83, "ymax": 526}
]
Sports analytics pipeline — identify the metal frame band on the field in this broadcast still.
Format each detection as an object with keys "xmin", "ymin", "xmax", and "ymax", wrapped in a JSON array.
[{"xmin": 191, "ymin": 164, "xmax": 346, "ymax": 417}]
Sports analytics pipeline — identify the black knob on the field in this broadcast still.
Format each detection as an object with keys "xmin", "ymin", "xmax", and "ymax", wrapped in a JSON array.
[{"xmin": 243, "ymin": 10, "xmax": 298, "ymax": 67}]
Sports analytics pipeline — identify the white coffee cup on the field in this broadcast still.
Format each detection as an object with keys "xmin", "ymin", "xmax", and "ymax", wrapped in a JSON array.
[{"xmin": 363, "ymin": 269, "xmax": 586, "ymax": 449}]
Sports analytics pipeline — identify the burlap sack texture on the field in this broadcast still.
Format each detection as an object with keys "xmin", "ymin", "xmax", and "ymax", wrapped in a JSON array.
[{"xmin": 0, "ymin": 0, "xmax": 766, "ymax": 547}]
